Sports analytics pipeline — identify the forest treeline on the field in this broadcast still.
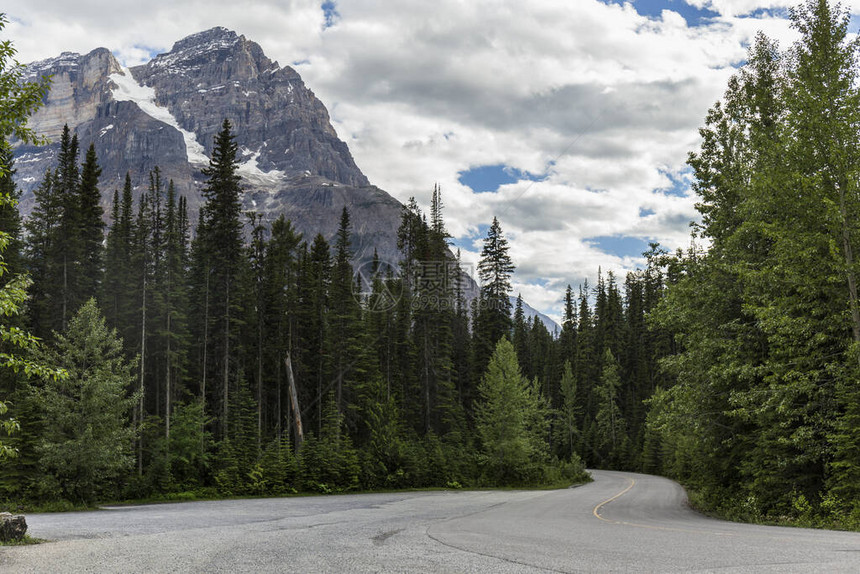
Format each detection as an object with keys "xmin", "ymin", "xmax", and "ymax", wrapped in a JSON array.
[
  {"xmin": 3, "ymin": 117, "xmax": 663, "ymax": 503},
  {"xmin": 2, "ymin": 1, "xmax": 860, "ymax": 529}
]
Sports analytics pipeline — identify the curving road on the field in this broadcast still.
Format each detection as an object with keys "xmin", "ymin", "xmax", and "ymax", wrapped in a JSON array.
[{"xmin": 2, "ymin": 470, "xmax": 859, "ymax": 572}]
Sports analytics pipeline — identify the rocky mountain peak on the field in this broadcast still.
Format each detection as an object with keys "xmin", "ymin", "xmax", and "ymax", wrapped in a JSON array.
[
  {"xmin": 130, "ymin": 27, "xmax": 367, "ymax": 187},
  {"xmin": 13, "ymin": 27, "xmax": 382, "ymax": 261},
  {"xmin": 145, "ymin": 27, "xmax": 249, "ymax": 77},
  {"xmin": 170, "ymin": 26, "xmax": 240, "ymax": 53}
]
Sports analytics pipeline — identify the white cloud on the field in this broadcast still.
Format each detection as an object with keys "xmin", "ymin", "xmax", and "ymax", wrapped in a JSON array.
[{"xmin": 5, "ymin": 0, "xmax": 836, "ymax": 318}]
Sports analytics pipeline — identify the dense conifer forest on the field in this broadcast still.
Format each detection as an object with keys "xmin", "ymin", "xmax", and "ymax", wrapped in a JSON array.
[{"xmin": 2, "ymin": 1, "xmax": 860, "ymax": 529}]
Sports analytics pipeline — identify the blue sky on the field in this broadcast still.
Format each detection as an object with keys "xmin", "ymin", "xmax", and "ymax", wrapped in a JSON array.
[
  {"xmin": 602, "ymin": 0, "xmax": 720, "ymax": 26},
  {"xmin": 7, "ymin": 0, "xmax": 841, "ymax": 320}
]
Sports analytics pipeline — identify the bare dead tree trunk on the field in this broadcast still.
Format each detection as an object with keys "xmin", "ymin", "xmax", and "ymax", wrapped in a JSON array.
[{"xmin": 285, "ymin": 353, "xmax": 304, "ymax": 451}]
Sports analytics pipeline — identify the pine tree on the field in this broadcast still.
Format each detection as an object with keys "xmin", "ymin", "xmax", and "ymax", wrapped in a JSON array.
[
  {"xmin": 77, "ymin": 143, "xmax": 104, "ymax": 300},
  {"xmin": 512, "ymin": 294, "xmax": 530, "ymax": 376},
  {"xmin": 263, "ymin": 215, "xmax": 302, "ymax": 441},
  {"xmin": 558, "ymin": 360, "xmax": 579, "ymax": 461},
  {"xmin": 474, "ymin": 217, "xmax": 514, "ymax": 374},
  {"xmin": 297, "ymin": 234, "xmax": 331, "ymax": 434},
  {"xmin": 161, "ymin": 180, "xmax": 189, "ymax": 444},
  {"xmin": 102, "ymin": 173, "xmax": 136, "ymax": 341},
  {"xmin": 55, "ymin": 126, "xmax": 81, "ymax": 333},
  {"xmin": 559, "ymin": 285, "xmax": 577, "ymax": 366},
  {"xmin": 329, "ymin": 207, "xmax": 362, "ymax": 418},
  {"xmin": 194, "ymin": 119, "xmax": 245, "ymax": 438},
  {"xmin": 595, "ymin": 349, "xmax": 626, "ymax": 467}
]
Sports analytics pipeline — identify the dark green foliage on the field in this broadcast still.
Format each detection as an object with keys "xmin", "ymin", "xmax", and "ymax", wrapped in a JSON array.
[
  {"xmin": 193, "ymin": 119, "xmax": 246, "ymax": 439},
  {"xmin": 298, "ymin": 394, "xmax": 359, "ymax": 493},
  {"xmin": 26, "ymin": 126, "xmax": 105, "ymax": 338},
  {"xmin": 557, "ymin": 360, "xmax": 579, "ymax": 461},
  {"xmin": 255, "ymin": 437, "xmax": 298, "ymax": 495},
  {"xmin": 594, "ymin": 349, "xmax": 627, "ymax": 468},
  {"xmin": 13, "ymin": 139, "xmax": 624, "ymax": 502},
  {"xmin": 29, "ymin": 300, "xmax": 135, "ymax": 504},
  {"xmin": 165, "ymin": 399, "xmax": 210, "ymax": 490},
  {"xmin": 77, "ymin": 143, "xmax": 103, "ymax": 297},
  {"xmin": 9, "ymin": 6, "xmax": 860, "ymax": 526}
]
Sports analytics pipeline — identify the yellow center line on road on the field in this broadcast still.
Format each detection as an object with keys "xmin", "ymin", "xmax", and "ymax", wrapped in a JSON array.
[
  {"xmin": 591, "ymin": 476, "xmax": 735, "ymax": 536},
  {"xmin": 592, "ymin": 477, "xmax": 635, "ymax": 522}
]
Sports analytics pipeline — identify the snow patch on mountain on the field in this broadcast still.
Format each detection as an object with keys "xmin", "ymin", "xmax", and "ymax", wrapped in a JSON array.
[
  {"xmin": 237, "ymin": 148, "xmax": 285, "ymax": 189},
  {"xmin": 109, "ymin": 67, "xmax": 209, "ymax": 165}
]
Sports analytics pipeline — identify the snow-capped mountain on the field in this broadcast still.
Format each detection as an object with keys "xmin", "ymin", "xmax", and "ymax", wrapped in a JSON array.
[{"xmin": 13, "ymin": 27, "xmax": 400, "ymax": 266}]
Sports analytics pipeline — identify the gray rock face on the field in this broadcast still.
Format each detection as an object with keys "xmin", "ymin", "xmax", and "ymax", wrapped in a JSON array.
[
  {"xmin": 23, "ymin": 48, "xmax": 122, "ymax": 143},
  {"xmin": 13, "ymin": 28, "xmax": 402, "ymax": 266},
  {"xmin": 0, "ymin": 512, "xmax": 27, "ymax": 542},
  {"xmin": 131, "ymin": 27, "xmax": 368, "ymax": 188}
]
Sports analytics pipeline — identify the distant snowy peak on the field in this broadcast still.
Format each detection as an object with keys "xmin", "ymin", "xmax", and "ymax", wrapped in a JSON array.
[
  {"xmin": 511, "ymin": 296, "xmax": 561, "ymax": 335},
  {"xmin": 148, "ymin": 27, "xmax": 244, "ymax": 72},
  {"xmin": 171, "ymin": 26, "xmax": 239, "ymax": 53}
]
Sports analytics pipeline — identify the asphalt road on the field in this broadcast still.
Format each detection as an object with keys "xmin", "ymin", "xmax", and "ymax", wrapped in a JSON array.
[{"xmin": 2, "ymin": 470, "xmax": 859, "ymax": 573}]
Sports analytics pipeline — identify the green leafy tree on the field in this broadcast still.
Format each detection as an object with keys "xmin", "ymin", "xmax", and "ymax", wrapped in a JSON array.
[
  {"xmin": 30, "ymin": 300, "xmax": 136, "ymax": 503},
  {"xmin": 475, "ymin": 337, "xmax": 549, "ymax": 485},
  {"xmin": 649, "ymin": 1, "xmax": 860, "ymax": 519},
  {"xmin": 0, "ymin": 14, "xmax": 57, "ymax": 461},
  {"xmin": 0, "ymin": 13, "xmax": 50, "ymax": 159}
]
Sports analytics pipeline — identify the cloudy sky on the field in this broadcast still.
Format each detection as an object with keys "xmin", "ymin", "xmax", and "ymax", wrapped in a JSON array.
[{"xmin": 6, "ymin": 0, "xmax": 856, "ymax": 321}]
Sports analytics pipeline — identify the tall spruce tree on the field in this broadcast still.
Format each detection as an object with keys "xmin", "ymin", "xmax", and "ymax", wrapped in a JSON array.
[
  {"xmin": 262, "ymin": 215, "xmax": 302, "ymax": 441},
  {"xmin": 329, "ymin": 207, "xmax": 362, "ymax": 419},
  {"xmin": 474, "ymin": 217, "xmax": 514, "ymax": 374},
  {"xmin": 77, "ymin": 143, "xmax": 104, "ymax": 299},
  {"xmin": 194, "ymin": 119, "xmax": 245, "ymax": 438}
]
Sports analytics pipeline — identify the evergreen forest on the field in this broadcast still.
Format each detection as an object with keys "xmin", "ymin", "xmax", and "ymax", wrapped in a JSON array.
[{"xmin": 2, "ymin": 1, "xmax": 860, "ymax": 530}]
